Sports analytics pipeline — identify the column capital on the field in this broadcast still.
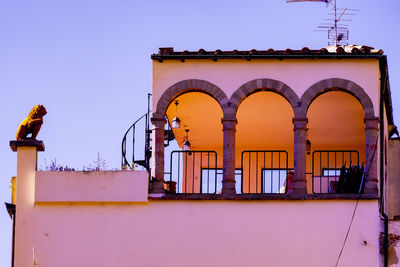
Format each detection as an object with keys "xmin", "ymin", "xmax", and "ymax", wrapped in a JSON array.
[
  {"xmin": 364, "ymin": 116, "xmax": 379, "ymax": 122},
  {"xmin": 292, "ymin": 117, "xmax": 308, "ymax": 122},
  {"xmin": 292, "ymin": 117, "xmax": 308, "ymax": 131},
  {"xmin": 10, "ymin": 140, "xmax": 45, "ymax": 152},
  {"xmin": 151, "ymin": 116, "xmax": 166, "ymax": 128},
  {"xmin": 221, "ymin": 116, "xmax": 237, "ymax": 123},
  {"xmin": 364, "ymin": 117, "xmax": 379, "ymax": 130},
  {"xmin": 221, "ymin": 117, "xmax": 237, "ymax": 131}
]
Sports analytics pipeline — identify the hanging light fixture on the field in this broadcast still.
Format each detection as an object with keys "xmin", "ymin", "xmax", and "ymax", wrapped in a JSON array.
[
  {"xmin": 183, "ymin": 129, "xmax": 191, "ymax": 151},
  {"xmin": 172, "ymin": 100, "xmax": 181, "ymax": 129}
]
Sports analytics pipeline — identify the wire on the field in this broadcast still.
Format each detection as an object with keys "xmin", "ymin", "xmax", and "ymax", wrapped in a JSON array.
[{"xmin": 334, "ymin": 135, "xmax": 378, "ymax": 267}]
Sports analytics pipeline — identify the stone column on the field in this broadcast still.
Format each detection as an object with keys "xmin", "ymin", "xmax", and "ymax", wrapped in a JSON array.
[
  {"xmin": 364, "ymin": 117, "xmax": 379, "ymax": 195},
  {"xmin": 10, "ymin": 140, "xmax": 44, "ymax": 267},
  {"xmin": 221, "ymin": 117, "xmax": 237, "ymax": 195},
  {"xmin": 151, "ymin": 116, "xmax": 166, "ymax": 194},
  {"xmin": 292, "ymin": 118, "xmax": 308, "ymax": 194}
]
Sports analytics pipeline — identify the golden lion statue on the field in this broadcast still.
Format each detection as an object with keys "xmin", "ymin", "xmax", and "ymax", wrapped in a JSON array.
[{"xmin": 16, "ymin": 105, "xmax": 47, "ymax": 140}]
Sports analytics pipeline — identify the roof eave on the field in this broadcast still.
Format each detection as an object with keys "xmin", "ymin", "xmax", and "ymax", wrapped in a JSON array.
[
  {"xmin": 151, "ymin": 54, "xmax": 385, "ymax": 62},
  {"xmin": 379, "ymin": 56, "xmax": 394, "ymax": 126}
]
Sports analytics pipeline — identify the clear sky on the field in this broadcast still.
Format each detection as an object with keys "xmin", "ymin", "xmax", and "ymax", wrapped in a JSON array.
[{"xmin": 1, "ymin": 0, "xmax": 399, "ymax": 265}]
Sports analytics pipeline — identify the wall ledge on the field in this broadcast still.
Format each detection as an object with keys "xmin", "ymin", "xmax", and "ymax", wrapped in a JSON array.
[
  {"xmin": 35, "ymin": 171, "xmax": 148, "ymax": 203},
  {"xmin": 35, "ymin": 201, "xmax": 147, "ymax": 205},
  {"xmin": 150, "ymin": 193, "xmax": 379, "ymax": 201},
  {"xmin": 10, "ymin": 140, "xmax": 45, "ymax": 152}
]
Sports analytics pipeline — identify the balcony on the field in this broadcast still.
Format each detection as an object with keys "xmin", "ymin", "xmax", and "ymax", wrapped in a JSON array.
[
  {"xmin": 123, "ymin": 78, "xmax": 380, "ymax": 197},
  {"xmin": 163, "ymin": 149, "xmax": 368, "ymax": 198}
]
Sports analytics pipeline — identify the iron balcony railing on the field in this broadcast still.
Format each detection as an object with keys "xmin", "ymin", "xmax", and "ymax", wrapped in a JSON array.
[
  {"xmin": 241, "ymin": 150, "xmax": 289, "ymax": 194},
  {"xmin": 165, "ymin": 150, "xmax": 219, "ymax": 194},
  {"xmin": 165, "ymin": 150, "xmax": 291, "ymax": 194},
  {"xmin": 312, "ymin": 150, "xmax": 363, "ymax": 194}
]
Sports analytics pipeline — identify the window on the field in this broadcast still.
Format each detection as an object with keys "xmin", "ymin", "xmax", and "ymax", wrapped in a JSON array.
[
  {"xmin": 261, "ymin": 169, "xmax": 292, "ymax": 193},
  {"xmin": 322, "ymin": 168, "xmax": 341, "ymax": 177},
  {"xmin": 200, "ymin": 169, "xmax": 242, "ymax": 194}
]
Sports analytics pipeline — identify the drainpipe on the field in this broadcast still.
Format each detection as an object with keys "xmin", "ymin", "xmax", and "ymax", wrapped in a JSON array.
[
  {"xmin": 382, "ymin": 212, "xmax": 389, "ymax": 267},
  {"xmin": 379, "ymin": 58, "xmax": 388, "ymax": 267}
]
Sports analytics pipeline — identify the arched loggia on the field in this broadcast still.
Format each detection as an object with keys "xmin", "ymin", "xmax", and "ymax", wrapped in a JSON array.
[
  {"xmin": 299, "ymin": 78, "xmax": 378, "ymax": 194},
  {"xmin": 229, "ymin": 78, "xmax": 299, "ymax": 116},
  {"xmin": 299, "ymin": 78, "xmax": 375, "ymax": 118},
  {"xmin": 154, "ymin": 79, "xmax": 229, "ymax": 118},
  {"xmin": 151, "ymin": 79, "xmax": 229, "ymax": 193},
  {"xmin": 228, "ymin": 79, "xmax": 303, "ymax": 194}
]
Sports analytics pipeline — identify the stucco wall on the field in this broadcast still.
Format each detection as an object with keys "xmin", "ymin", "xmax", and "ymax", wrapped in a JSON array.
[
  {"xmin": 13, "ymin": 147, "xmax": 150, "ymax": 267},
  {"xmin": 30, "ymin": 200, "xmax": 379, "ymax": 266},
  {"xmin": 388, "ymin": 139, "xmax": 400, "ymax": 219},
  {"xmin": 35, "ymin": 171, "xmax": 148, "ymax": 203},
  {"xmin": 13, "ymin": 149, "xmax": 381, "ymax": 267},
  {"xmin": 152, "ymin": 59, "xmax": 380, "ymax": 116},
  {"xmin": 388, "ymin": 221, "xmax": 400, "ymax": 266}
]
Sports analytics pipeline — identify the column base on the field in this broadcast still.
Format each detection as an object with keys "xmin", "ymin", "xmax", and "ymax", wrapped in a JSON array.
[
  {"xmin": 221, "ymin": 189, "xmax": 236, "ymax": 195},
  {"xmin": 150, "ymin": 179, "xmax": 165, "ymax": 194},
  {"xmin": 363, "ymin": 185, "xmax": 378, "ymax": 195},
  {"xmin": 221, "ymin": 180, "xmax": 236, "ymax": 195},
  {"xmin": 363, "ymin": 178, "xmax": 378, "ymax": 195},
  {"xmin": 291, "ymin": 181, "xmax": 307, "ymax": 194}
]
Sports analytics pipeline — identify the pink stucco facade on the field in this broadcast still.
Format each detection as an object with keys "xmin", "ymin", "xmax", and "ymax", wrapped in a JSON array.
[
  {"xmin": 152, "ymin": 59, "xmax": 380, "ymax": 116},
  {"xmin": 30, "ymin": 199, "xmax": 379, "ymax": 267},
  {"xmin": 13, "ymin": 146, "xmax": 380, "ymax": 267},
  {"xmin": 11, "ymin": 48, "xmax": 393, "ymax": 266}
]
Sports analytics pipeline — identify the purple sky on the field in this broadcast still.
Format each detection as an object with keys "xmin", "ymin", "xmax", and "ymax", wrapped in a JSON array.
[{"xmin": 1, "ymin": 1, "xmax": 399, "ymax": 265}]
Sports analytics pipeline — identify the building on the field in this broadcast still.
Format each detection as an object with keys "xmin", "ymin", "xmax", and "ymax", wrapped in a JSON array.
[{"xmin": 7, "ymin": 45, "xmax": 400, "ymax": 267}]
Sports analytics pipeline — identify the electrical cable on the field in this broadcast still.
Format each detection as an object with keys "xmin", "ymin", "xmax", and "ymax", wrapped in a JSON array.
[{"xmin": 334, "ymin": 135, "xmax": 378, "ymax": 267}]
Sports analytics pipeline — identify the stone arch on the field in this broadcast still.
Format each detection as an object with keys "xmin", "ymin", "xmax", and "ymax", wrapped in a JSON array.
[
  {"xmin": 154, "ymin": 79, "xmax": 229, "ymax": 118},
  {"xmin": 299, "ymin": 78, "xmax": 375, "ymax": 118},
  {"xmin": 151, "ymin": 79, "xmax": 229, "ymax": 193},
  {"xmin": 229, "ymin": 78, "xmax": 300, "ymax": 117}
]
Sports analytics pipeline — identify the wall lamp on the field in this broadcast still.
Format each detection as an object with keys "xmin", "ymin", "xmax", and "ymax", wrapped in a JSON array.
[
  {"xmin": 306, "ymin": 139, "xmax": 311, "ymax": 155},
  {"xmin": 183, "ymin": 129, "xmax": 191, "ymax": 151},
  {"xmin": 172, "ymin": 100, "xmax": 181, "ymax": 129}
]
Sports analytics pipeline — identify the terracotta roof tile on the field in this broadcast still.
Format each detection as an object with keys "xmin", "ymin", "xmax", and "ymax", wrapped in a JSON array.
[{"xmin": 152, "ymin": 45, "xmax": 384, "ymax": 61}]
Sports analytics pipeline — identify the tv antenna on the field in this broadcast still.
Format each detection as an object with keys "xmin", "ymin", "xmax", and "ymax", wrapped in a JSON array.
[{"xmin": 287, "ymin": 0, "xmax": 358, "ymax": 46}]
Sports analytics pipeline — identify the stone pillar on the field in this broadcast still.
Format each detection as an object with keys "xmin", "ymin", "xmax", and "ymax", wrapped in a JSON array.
[
  {"xmin": 364, "ymin": 117, "xmax": 379, "ymax": 195},
  {"xmin": 151, "ymin": 116, "xmax": 166, "ymax": 194},
  {"xmin": 221, "ymin": 118, "xmax": 237, "ymax": 195},
  {"xmin": 221, "ymin": 117, "xmax": 237, "ymax": 195},
  {"xmin": 292, "ymin": 118, "xmax": 308, "ymax": 194},
  {"xmin": 10, "ymin": 140, "xmax": 44, "ymax": 267}
]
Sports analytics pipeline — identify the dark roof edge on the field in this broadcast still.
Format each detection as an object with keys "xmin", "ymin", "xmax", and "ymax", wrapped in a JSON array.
[
  {"xmin": 151, "ymin": 54, "xmax": 385, "ymax": 61},
  {"xmin": 379, "ymin": 56, "xmax": 394, "ymax": 125}
]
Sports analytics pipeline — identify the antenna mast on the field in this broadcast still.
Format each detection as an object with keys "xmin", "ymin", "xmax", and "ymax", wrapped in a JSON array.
[
  {"xmin": 333, "ymin": 0, "xmax": 337, "ymax": 45},
  {"xmin": 287, "ymin": 0, "xmax": 357, "ymax": 46}
]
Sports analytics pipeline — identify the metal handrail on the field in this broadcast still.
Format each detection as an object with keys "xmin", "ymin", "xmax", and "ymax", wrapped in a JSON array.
[
  {"xmin": 168, "ymin": 150, "xmax": 218, "ymax": 194},
  {"xmin": 241, "ymin": 150, "xmax": 289, "ymax": 194},
  {"xmin": 312, "ymin": 150, "xmax": 360, "ymax": 194},
  {"xmin": 121, "ymin": 111, "xmax": 151, "ymax": 170}
]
